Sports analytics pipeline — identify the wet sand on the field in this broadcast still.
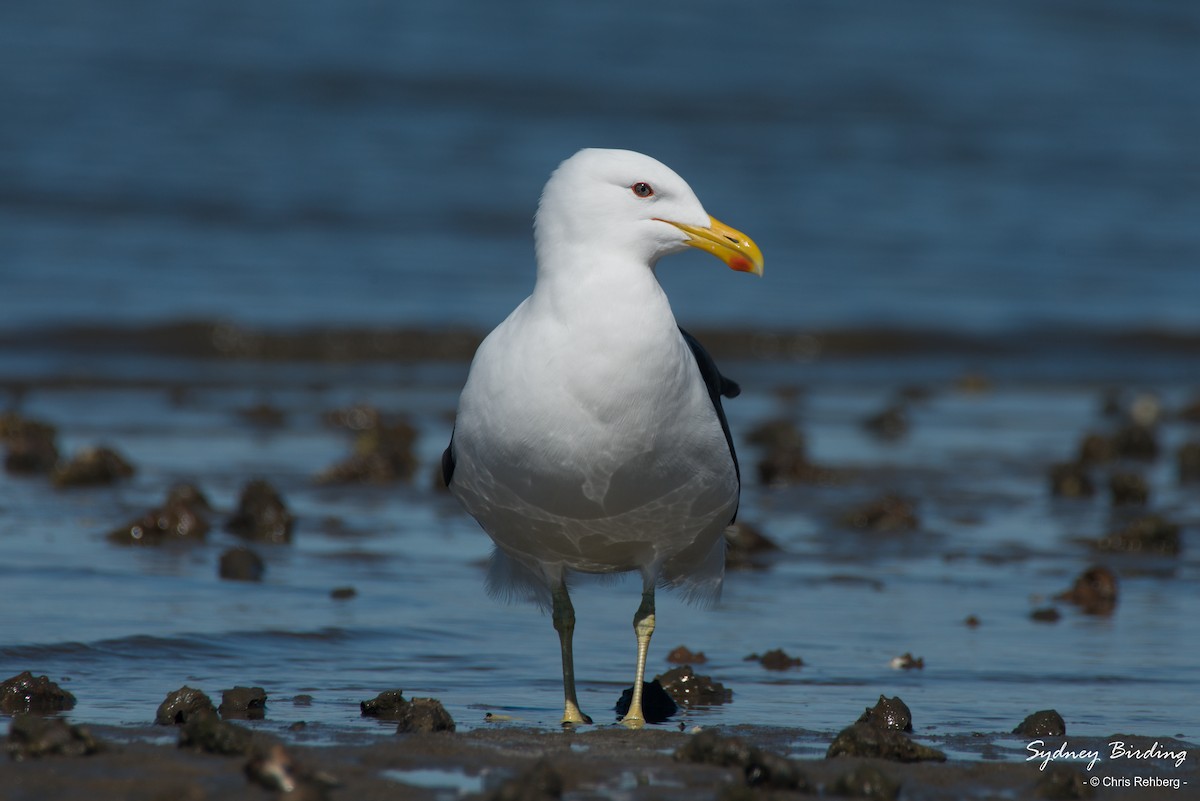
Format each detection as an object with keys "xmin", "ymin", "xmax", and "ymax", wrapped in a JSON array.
[{"xmin": 3, "ymin": 720, "xmax": 1196, "ymax": 800}]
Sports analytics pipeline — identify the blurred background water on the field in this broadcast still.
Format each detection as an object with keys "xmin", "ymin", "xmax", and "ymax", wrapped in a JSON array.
[{"xmin": 1, "ymin": 0, "xmax": 1198, "ymax": 753}]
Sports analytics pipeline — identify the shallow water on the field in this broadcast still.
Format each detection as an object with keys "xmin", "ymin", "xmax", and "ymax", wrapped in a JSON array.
[
  {"xmin": 1, "ymin": 336, "xmax": 1197, "ymax": 752},
  {"xmin": 1, "ymin": 0, "xmax": 1198, "ymax": 758}
]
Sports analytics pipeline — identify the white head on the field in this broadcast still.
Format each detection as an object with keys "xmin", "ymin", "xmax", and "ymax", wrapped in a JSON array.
[{"xmin": 533, "ymin": 148, "xmax": 763, "ymax": 278}]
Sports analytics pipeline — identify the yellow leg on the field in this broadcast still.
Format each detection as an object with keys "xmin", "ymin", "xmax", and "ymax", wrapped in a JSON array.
[
  {"xmin": 620, "ymin": 588, "xmax": 656, "ymax": 729},
  {"xmin": 552, "ymin": 581, "xmax": 592, "ymax": 726}
]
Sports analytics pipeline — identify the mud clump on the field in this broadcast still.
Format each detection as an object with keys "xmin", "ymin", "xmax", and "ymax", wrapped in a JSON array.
[
  {"xmin": 665, "ymin": 645, "xmax": 707, "ymax": 664},
  {"xmin": 361, "ymin": 690, "xmax": 455, "ymax": 733},
  {"xmin": 862, "ymin": 403, "xmax": 909, "ymax": 440},
  {"xmin": 225, "ymin": 479, "xmax": 294, "ymax": 544},
  {"xmin": 360, "ymin": 689, "xmax": 409, "ymax": 720},
  {"xmin": 488, "ymin": 758, "xmax": 563, "ymax": 801},
  {"xmin": 52, "ymin": 445, "xmax": 135, "ymax": 487},
  {"xmin": 5, "ymin": 713, "xmax": 104, "ymax": 760},
  {"xmin": 675, "ymin": 729, "xmax": 810, "ymax": 791},
  {"xmin": 1035, "ymin": 764, "xmax": 1095, "ymax": 799},
  {"xmin": 1076, "ymin": 433, "xmax": 1114, "ymax": 466},
  {"xmin": 0, "ymin": 412, "xmax": 59, "ymax": 474},
  {"xmin": 1111, "ymin": 424, "xmax": 1158, "ymax": 460},
  {"xmin": 179, "ymin": 713, "xmax": 260, "ymax": 756},
  {"xmin": 724, "ymin": 521, "xmax": 781, "ymax": 569},
  {"xmin": 842, "ymin": 494, "xmax": 918, "ymax": 532},
  {"xmin": 614, "ymin": 681, "xmax": 677, "ymax": 723},
  {"xmin": 317, "ymin": 405, "xmax": 418, "ymax": 484},
  {"xmin": 0, "ymin": 671, "xmax": 76, "ymax": 714},
  {"xmin": 826, "ymin": 722, "xmax": 946, "ymax": 762},
  {"xmin": 1056, "ymin": 566, "xmax": 1118, "ymax": 615},
  {"xmin": 830, "ymin": 765, "xmax": 901, "ymax": 801},
  {"xmin": 156, "ymin": 686, "xmax": 218, "ymax": 725},
  {"xmin": 657, "ymin": 666, "xmax": 732, "ymax": 707},
  {"xmin": 744, "ymin": 648, "xmax": 803, "ymax": 670},
  {"xmin": 1031, "ymin": 607, "xmax": 1062, "ymax": 623},
  {"xmin": 218, "ymin": 546, "xmax": 265, "ymax": 581},
  {"xmin": 107, "ymin": 483, "xmax": 212, "ymax": 546},
  {"xmin": 857, "ymin": 695, "xmax": 912, "ymax": 732},
  {"xmin": 236, "ymin": 402, "xmax": 286, "ymax": 429},
  {"xmin": 828, "ymin": 696, "xmax": 945, "ymax": 762},
  {"xmin": 1177, "ymin": 442, "xmax": 1200, "ymax": 482},
  {"xmin": 1108, "ymin": 472, "xmax": 1148, "ymax": 506},
  {"xmin": 1091, "ymin": 514, "xmax": 1181, "ymax": 556},
  {"xmin": 751, "ymin": 419, "xmax": 838, "ymax": 485},
  {"xmin": 1049, "ymin": 462, "xmax": 1094, "ymax": 498},
  {"xmin": 395, "ymin": 698, "xmax": 455, "ymax": 734},
  {"xmin": 1013, "ymin": 709, "xmax": 1067, "ymax": 737},
  {"xmin": 218, "ymin": 686, "xmax": 268, "ymax": 720}
]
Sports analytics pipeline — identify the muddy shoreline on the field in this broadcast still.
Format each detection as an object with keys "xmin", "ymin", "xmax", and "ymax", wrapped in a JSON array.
[
  {"xmin": 6, "ymin": 320, "xmax": 1200, "ymax": 365},
  {"xmin": 3, "ymin": 719, "xmax": 1195, "ymax": 800}
]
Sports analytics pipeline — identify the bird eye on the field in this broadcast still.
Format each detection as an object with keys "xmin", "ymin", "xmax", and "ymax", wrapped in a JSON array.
[{"xmin": 631, "ymin": 182, "xmax": 654, "ymax": 198}]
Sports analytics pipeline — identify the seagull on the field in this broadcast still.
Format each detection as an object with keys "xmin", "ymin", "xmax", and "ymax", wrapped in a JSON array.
[{"xmin": 442, "ymin": 148, "xmax": 763, "ymax": 728}]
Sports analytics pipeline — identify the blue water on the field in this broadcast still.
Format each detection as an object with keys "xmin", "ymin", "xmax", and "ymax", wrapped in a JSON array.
[
  {"xmin": 2, "ymin": 0, "xmax": 1198, "ymax": 333},
  {"xmin": 1, "ymin": 0, "xmax": 1198, "ymax": 756}
]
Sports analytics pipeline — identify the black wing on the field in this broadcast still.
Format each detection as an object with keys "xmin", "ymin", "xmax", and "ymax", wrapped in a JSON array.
[
  {"xmin": 679, "ymin": 327, "xmax": 741, "ymax": 522},
  {"xmin": 441, "ymin": 427, "xmax": 456, "ymax": 487}
]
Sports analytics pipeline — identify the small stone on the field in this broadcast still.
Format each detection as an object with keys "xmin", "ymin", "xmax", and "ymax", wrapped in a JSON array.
[
  {"xmin": 219, "ymin": 686, "xmax": 268, "ymax": 720},
  {"xmin": 226, "ymin": 479, "xmax": 294, "ymax": 544},
  {"xmin": 1035, "ymin": 764, "xmax": 1095, "ymax": 799},
  {"xmin": 744, "ymin": 648, "xmax": 803, "ymax": 670},
  {"xmin": 5, "ymin": 714, "xmax": 103, "ymax": 760},
  {"xmin": 826, "ymin": 723, "xmax": 946, "ymax": 762},
  {"xmin": 1108, "ymin": 472, "xmax": 1148, "ymax": 506},
  {"xmin": 0, "ymin": 413, "xmax": 59, "ymax": 474},
  {"xmin": 51, "ymin": 445, "xmax": 135, "ymax": 487},
  {"xmin": 1055, "ymin": 566, "xmax": 1118, "ymax": 615},
  {"xmin": 0, "ymin": 671, "xmax": 76, "ymax": 714},
  {"xmin": 1013, "ymin": 709, "xmax": 1067, "ymax": 737},
  {"xmin": 178, "ymin": 714, "xmax": 259, "ymax": 756},
  {"xmin": 1177, "ymin": 442, "xmax": 1200, "ymax": 483},
  {"xmin": 856, "ymin": 696, "xmax": 912, "ymax": 732},
  {"xmin": 488, "ymin": 758, "xmax": 563, "ymax": 801},
  {"xmin": 665, "ymin": 645, "xmax": 708, "ymax": 664},
  {"xmin": 395, "ymin": 697, "xmax": 455, "ymax": 733},
  {"xmin": 829, "ymin": 765, "xmax": 901, "ymax": 801},
  {"xmin": 675, "ymin": 729, "xmax": 809, "ymax": 791},
  {"xmin": 1049, "ymin": 462, "xmax": 1094, "ymax": 498},
  {"xmin": 862, "ymin": 404, "xmax": 909, "ymax": 440},
  {"xmin": 156, "ymin": 686, "xmax": 217, "ymax": 725},
  {"xmin": 360, "ymin": 690, "xmax": 409, "ymax": 720},
  {"xmin": 316, "ymin": 407, "xmax": 418, "ymax": 485},
  {"xmin": 107, "ymin": 483, "xmax": 212, "ymax": 546},
  {"xmin": 218, "ymin": 546, "xmax": 265, "ymax": 581},
  {"xmin": 1111, "ymin": 424, "xmax": 1158, "ymax": 460},
  {"xmin": 1076, "ymin": 433, "xmax": 1114, "ymax": 466},
  {"xmin": 1091, "ymin": 514, "xmax": 1181, "ymax": 555},
  {"xmin": 1031, "ymin": 607, "xmax": 1061, "ymax": 623},
  {"xmin": 842, "ymin": 494, "xmax": 918, "ymax": 532},
  {"xmin": 657, "ymin": 666, "xmax": 732, "ymax": 707}
]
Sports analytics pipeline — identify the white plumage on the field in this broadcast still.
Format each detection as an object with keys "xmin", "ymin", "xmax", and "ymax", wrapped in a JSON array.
[{"xmin": 444, "ymin": 148, "xmax": 763, "ymax": 727}]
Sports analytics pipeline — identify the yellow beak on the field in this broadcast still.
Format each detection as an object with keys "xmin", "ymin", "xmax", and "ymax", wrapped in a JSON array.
[{"xmin": 661, "ymin": 215, "xmax": 764, "ymax": 276}]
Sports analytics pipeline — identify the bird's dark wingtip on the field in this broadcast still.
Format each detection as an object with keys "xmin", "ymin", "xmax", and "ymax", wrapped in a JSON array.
[{"xmin": 441, "ymin": 431, "xmax": 456, "ymax": 487}]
